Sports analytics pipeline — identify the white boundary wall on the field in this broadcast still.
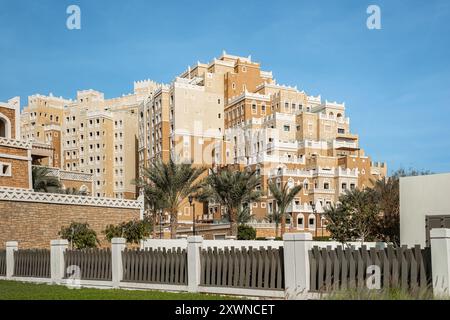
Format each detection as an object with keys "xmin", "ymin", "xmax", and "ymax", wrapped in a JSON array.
[{"xmin": 400, "ymin": 173, "xmax": 450, "ymax": 247}]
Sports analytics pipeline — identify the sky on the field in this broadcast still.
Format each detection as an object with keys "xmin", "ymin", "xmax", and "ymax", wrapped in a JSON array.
[{"xmin": 0, "ymin": 0, "xmax": 449, "ymax": 174}]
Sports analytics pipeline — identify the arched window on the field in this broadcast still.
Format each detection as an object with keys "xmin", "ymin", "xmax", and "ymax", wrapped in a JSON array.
[
  {"xmin": 337, "ymin": 113, "xmax": 342, "ymax": 118},
  {"xmin": 0, "ymin": 114, "xmax": 11, "ymax": 138},
  {"xmin": 297, "ymin": 215, "xmax": 304, "ymax": 230},
  {"xmin": 329, "ymin": 112, "xmax": 334, "ymax": 117},
  {"xmin": 0, "ymin": 118, "xmax": 6, "ymax": 137},
  {"xmin": 308, "ymin": 214, "xmax": 316, "ymax": 230}
]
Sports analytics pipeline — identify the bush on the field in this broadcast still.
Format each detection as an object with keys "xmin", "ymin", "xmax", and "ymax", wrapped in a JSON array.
[
  {"xmin": 313, "ymin": 236, "xmax": 331, "ymax": 241},
  {"xmin": 237, "ymin": 225, "xmax": 256, "ymax": 240},
  {"xmin": 103, "ymin": 218, "xmax": 152, "ymax": 244},
  {"xmin": 59, "ymin": 222, "xmax": 99, "ymax": 249},
  {"xmin": 255, "ymin": 237, "xmax": 267, "ymax": 241}
]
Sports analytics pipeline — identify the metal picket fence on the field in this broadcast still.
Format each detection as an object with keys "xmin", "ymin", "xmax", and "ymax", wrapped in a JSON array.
[
  {"xmin": 122, "ymin": 248, "xmax": 187, "ymax": 285},
  {"xmin": 64, "ymin": 248, "xmax": 112, "ymax": 280},
  {"xmin": 13, "ymin": 249, "xmax": 51, "ymax": 278},
  {"xmin": 200, "ymin": 246, "xmax": 285, "ymax": 290},
  {"xmin": 309, "ymin": 245, "xmax": 432, "ymax": 292},
  {"xmin": 0, "ymin": 250, "xmax": 6, "ymax": 276}
]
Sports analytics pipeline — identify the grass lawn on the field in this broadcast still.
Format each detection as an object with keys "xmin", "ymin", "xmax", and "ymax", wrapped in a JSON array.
[{"xmin": 0, "ymin": 280, "xmax": 239, "ymax": 300}]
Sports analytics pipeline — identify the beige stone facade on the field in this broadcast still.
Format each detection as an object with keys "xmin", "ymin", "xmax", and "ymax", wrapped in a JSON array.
[
  {"xmin": 138, "ymin": 52, "xmax": 387, "ymax": 236},
  {"xmin": 20, "ymin": 81, "xmax": 159, "ymax": 199}
]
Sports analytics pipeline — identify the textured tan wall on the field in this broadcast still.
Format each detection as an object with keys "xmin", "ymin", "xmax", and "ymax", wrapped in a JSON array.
[
  {"xmin": 0, "ymin": 200, "xmax": 140, "ymax": 249},
  {"xmin": 0, "ymin": 157, "xmax": 29, "ymax": 189}
]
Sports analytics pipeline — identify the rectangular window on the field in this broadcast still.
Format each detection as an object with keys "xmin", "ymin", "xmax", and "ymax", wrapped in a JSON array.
[
  {"xmin": 0, "ymin": 163, "xmax": 11, "ymax": 176},
  {"xmin": 283, "ymin": 125, "xmax": 290, "ymax": 132}
]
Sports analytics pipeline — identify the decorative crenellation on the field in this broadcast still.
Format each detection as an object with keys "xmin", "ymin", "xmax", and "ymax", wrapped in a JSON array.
[
  {"xmin": 38, "ymin": 166, "xmax": 92, "ymax": 182},
  {"xmin": 0, "ymin": 137, "xmax": 32, "ymax": 150},
  {"xmin": 0, "ymin": 187, "xmax": 143, "ymax": 209}
]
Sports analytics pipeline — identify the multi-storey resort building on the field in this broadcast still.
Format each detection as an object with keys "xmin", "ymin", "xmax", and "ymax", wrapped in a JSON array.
[
  {"xmin": 138, "ymin": 52, "xmax": 387, "ymax": 236},
  {"xmin": 18, "ymin": 52, "xmax": 386, "ymax": 237},
  {"xmin": 21, "ymin": 81, "xmax": 158, "ymax": 199}
]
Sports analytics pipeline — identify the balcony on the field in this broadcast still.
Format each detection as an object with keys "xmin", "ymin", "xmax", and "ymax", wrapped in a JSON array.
[
  {"xmin": 311, "ymin": 188, "xmax": 336, "ymax": 195},
  {"xmin": 332, "ymin": 140, "xmax": 359, "ymax": 150}
]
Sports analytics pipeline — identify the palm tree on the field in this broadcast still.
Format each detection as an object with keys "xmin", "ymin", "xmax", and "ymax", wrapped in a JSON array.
[
  {"xmin": 32, "ymin": 166, "xmax": 61, "ymax": 192},
  {"xmin": 268, "ymin": 181, "xmax": 302, "ymax": 237},
  {"xmin": 200, "ymin": 168, "xmax": 262, "ymax": 237},
  {"xmin": 135, "ymin": 178, "xmax": 166, "ymax": 239},
  {"xmin": 138, "ymin": 158, "xmax": 205, "ymax": 239}
]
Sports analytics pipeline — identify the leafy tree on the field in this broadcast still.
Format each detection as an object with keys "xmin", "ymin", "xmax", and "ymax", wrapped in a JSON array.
[
  {"xmin": 138, "ymin": 158, "xmax": 205, "ymax": 239},
  {"xmin": 59, "ymin": 222, "xmax": 99, "ymax": 249},
  {"xmin": 323, "ymin": 189, "xmax": 378, "ymax": 243},
  {"xmin": 238, "ymin": 225, "xmax": 256, "ymax": 240},
  {"xmin": 371, "ymin": 168, "xmax": 432, "ymax": 246},
  {"xmin": 32, "ymin": 166, "xmax": 61, "ymax": 192},
  {"xmin": 103, "ymin": 218, "xmax": 152, "ymax": 244},
  {"xmin": 200, "ymin": 168, "xmax": 262, "ymax": 237},
  {"xmin": 267, "ymin": 181, "xmax": 302, "ymax": 237},
  {"xmin": 323, "ymin": 204, "xmax": 356, "ymax": 244}
]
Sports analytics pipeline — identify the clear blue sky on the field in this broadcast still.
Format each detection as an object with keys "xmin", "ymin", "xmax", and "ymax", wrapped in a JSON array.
[{"xmin": 1, "ymin": 0, "xmax": 449, "ymax": 174}]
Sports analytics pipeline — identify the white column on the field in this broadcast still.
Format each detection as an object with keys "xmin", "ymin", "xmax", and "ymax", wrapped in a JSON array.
[
  {"xmin": 111, "ymin": 237, "xmax": 126, "ymax": 288},
  {"xmin": 6, "ymin": 241, "xmax": 18, "ymax": 279},
  {"xmin": 430, "ymin": 228, "xmax": 450, "ymax": 296},
  {"xmin": 51, "ymin": 239, "xmax": 68, "ymax": 284},
  {"xmin": 283, "ymin": 232, "xmax": 313, "ymax": 299},
  {"xmin": 187, "ymin": 235, "xmax": 203, "ymax": 292}
]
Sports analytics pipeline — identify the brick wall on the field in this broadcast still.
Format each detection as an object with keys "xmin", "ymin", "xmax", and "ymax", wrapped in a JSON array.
[
  {"xmin": 0, "ymin": 157, "xmax": 29, "ymax": 189},
  {"xmin": 0, "ymin": 200, "xmax": 140, "ymax": 249}
]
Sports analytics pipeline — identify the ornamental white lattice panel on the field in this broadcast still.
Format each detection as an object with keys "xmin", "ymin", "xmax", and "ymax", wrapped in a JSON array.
[
  {"xmin": 0, "ymin": 187, "xmax": 143, "ymax": 209},
  {"xmin": 0, "ymin": 137, "xmax": 32, "ymax": 149}
]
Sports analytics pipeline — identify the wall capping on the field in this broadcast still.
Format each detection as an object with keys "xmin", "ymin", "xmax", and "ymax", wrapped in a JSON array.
[{"xmin": 0, "ymin": 187, "xmax": 143, "ymax": 209}]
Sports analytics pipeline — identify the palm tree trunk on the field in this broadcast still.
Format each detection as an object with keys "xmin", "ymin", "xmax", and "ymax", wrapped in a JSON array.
[
  {"xmin": 275, "ymin": 222, "xmax": 279, "ymax": 238},
  {"xmin": 280, "ymin": 212, "xmax": 286, "ymax": 237},
  {"xmin": 229, "ymin": 207, "xmax": 238, "ymax": 237},
  {"xmin": 170, "ymin": 208, "xmax": 178, "ymax": 239},
  {"xmin": 152, "ymin": 212, "xmax": 157, "ymax": 239}
]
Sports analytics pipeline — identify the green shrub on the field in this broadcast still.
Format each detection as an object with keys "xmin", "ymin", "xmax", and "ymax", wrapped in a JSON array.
[
  {"xmin": 103, "ymin": 218, "xmax": 152, "ymax": 244},
  {"xmin": 313, "ymin": 236, "xmax": 331, "ymax": 241},
  {"xmin": 238, "ymin": 225, "xmax": 257, "ymax": 240},
  {"xmin": 59, "ymin": 222, "xmax": 99, "ymax": 249}
]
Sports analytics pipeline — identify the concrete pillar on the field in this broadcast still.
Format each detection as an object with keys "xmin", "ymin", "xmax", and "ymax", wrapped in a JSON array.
[
  {"xmin": 283, "ymin": 233, "xmax": 313, "ymax": 299},
  {"xmin": 51, "ymin": 239, "xmax": 69, "ymax": 284},
  {"xmin": 6, "ymin": 241, "xmax": 18, "ymax": 279},
  {"xmin": 430, "ymin": 228, "xmax": 450, "ymax": 296},
  {"xmin": 187, "ymin": 235, "xmax": 203, "ymax": 292},
  {"xmin": 111, "ymin": 237, "xmax": 126, "ymax": 288}
]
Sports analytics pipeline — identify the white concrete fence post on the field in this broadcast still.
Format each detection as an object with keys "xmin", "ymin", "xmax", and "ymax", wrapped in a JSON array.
[
  {"xmin": 187, "ymin": 235, "xmax": 203, "ymax": 292},
  {"xmin": 430, "ymin": 228, "xmax": 450, "ymax": 296},
  {"xmin": 283, "ymin": 233, "xmax": 313, "ymax": 299},
  {"xmin": 6, "ymin": 241, "xmax": 18, "ymax": 279},
  {"xmin": 111, "ymin": 237, "xmax": 127, "ymax": 288},
  {"xmin": 51, "ymin": 239, "xmax": 68, "ymax": 284}
]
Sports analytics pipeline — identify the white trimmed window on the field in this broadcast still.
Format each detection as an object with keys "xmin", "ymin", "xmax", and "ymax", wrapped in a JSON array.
[{"xmin": 0, "ymin": 162, "xmax": 12, "ymax": 177}]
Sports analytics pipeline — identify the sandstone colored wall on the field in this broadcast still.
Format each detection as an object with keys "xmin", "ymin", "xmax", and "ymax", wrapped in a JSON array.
[{"xmin": 0, "ymin": 200, "xmax": 140, "ymax": 249}]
